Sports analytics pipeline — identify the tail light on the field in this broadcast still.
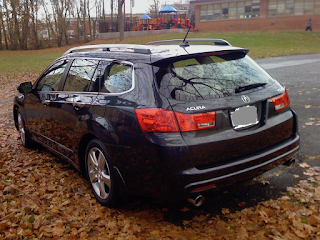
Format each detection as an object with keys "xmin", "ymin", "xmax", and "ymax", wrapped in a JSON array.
[
  {"xmin": 135, "ymin": 108, "xmax": 216, "ymax": 132},
  {"xmin": 271, "ymin": 88, "xmax": 290, "ymax": 111},
  {"xmin": 175, "ymin": 112, "xmax": 215, "ymax": 132}
]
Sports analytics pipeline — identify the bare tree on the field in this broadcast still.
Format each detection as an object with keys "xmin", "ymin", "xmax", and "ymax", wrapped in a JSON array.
[
  {"xmin": 10, "ymin": 0, "xmax": 22, "ymax": 49},
  {"xmin": 111, "ymin": 0, "xmax": 115, "ymax": 31},
  {"xmin": 30, "ymin": 0, "xmax": 40, "ymax": 49},
  {"xmin": 92, "ymin": 0, "xmax": 103, "ymax": 40},
  {"xmin": 3, "ymin": 0, "xmax": 15, "ymax": 49},
  {"xmin": 0, "ymin": 1, "xmax": 3, "ymax": 50},
  {"xmin": 20, "ymin": 0, "xmax": 30, "ymax": 49},
  {"xmin": 42, "ymin": 0, "xmax": 54, "ymax": 43},
  {"xmin": 74, "ymin": 0, "xmax": 89, "ymax": 44},
  {"xmin": 148, "ymin": 0, "xmax": 161, "ymax": 19},
  {"xmin": 50, "ymin": 0, "xmax": 72, "ymax": 47},
  {"xmin": 0, "ymin": 0, "xmax": 130, "ymax": 50}
]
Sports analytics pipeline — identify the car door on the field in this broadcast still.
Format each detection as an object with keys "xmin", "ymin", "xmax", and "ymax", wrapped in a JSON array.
[
  {"xmin": 24, "ymin": 59, "xmax": 70, "ymax": 149},
  {"xmin": 49, "ymin": 58, "xmax": 100, "ymax": 163},
  {"xmin": 87, "ymin": 60, "xmax": 138, "ymax": 150}
]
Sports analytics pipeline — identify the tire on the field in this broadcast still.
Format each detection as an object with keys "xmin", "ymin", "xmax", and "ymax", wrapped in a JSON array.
[
  {"xmin": 17, "ymin": 110, "xmax": 34, "ymax": 148},
  {"xmin": 85, "ymin": 139, "xmax": 119, "ymax": 207}
]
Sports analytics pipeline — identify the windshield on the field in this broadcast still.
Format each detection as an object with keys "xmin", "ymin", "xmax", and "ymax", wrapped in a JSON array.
[{"xmin": 154, "ymin": 54, "xmax": 275, "ymax": 100}]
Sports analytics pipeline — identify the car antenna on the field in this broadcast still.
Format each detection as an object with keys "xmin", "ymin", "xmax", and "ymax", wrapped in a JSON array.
[{"xmin": 179, "ymin": 26, "xmax": 192, "ymax": 48}]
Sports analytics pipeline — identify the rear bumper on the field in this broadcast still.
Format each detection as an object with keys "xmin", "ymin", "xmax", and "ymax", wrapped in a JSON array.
[
  {"xmin": 179, "ymin": 134, "xmax": 299, "ymax": 199},
  {"xmin": 113, "ymin": 114, "xmax": 299, "ymax": 202}
]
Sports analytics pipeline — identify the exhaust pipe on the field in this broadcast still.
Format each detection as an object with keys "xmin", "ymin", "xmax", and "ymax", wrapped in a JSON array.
[
  {"xmin": 187, "ymin": 195, "xmax": 205, "ymax": 207},
  {"xmin": 283, "ymin": 158, "xmax": 296, "ymax": 166}
]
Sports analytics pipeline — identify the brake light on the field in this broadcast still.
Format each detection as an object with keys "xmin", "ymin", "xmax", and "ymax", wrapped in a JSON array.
[
  {"xmin": 271, "ymin": 88, "xmax": 290, "ymax": 111},
  {"xmin": 175, "ymin": 112, "xmax": 216, "ymax": 132},
  {"xmin": 135, "ymin": 109, "xmax": 179, "ymax": 132},
  {"xmin": 135, "ymin": 109, "xmax": 216, "ymax": 132}
]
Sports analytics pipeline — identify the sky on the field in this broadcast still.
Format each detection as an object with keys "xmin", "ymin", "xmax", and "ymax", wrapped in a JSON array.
[{"xmin": 124, "ymin": 0, "xmax": 168, "ymax": 14}]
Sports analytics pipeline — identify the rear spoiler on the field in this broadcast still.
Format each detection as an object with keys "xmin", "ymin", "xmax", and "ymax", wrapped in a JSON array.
[
  {"xmin": 151, "ymin": 48, "xmax": 249, "ymax": 66},
  {"xmin": 146, "ymin": 39, "xmax": 231, "ymax": 46}
]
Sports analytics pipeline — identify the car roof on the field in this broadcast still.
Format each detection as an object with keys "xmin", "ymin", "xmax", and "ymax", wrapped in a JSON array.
[{"xmin": 63, "ymin": 39, "xmax": 248, "ymax": 64}]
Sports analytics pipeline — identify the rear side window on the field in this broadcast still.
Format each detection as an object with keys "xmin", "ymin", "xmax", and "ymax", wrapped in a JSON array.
[
  {"xmin": 154, "ymin": 54, "xmax": 275, "ymax": 100},
  {"xmin": 94, "ymin": 61, "xmax": 133, "ymax": 94}
]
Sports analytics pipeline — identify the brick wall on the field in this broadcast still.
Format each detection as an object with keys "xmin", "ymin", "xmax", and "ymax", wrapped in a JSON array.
[
  {"xmin": 194, "ymin": 14, "xmax": 320, "ymax": 32},
  {"xmin": 193, "ymin": 0, "xmax": 320, "ymax": 32}
]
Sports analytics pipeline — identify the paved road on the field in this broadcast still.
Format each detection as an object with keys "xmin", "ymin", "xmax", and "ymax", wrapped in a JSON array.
[{"xmin": 257, "ymin": 53, "xmax": 320, "ymax": 161}]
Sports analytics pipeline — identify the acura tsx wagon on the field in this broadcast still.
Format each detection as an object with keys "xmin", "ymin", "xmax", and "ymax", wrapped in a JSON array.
[{"xmin": 13, "ymin": 39, "xmax": 299, "ymax": 207}]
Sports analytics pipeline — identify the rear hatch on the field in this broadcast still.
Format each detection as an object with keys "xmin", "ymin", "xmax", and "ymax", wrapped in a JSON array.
[{"xmin": 152, "ymin": 50, "xmax": 295, "ymax": 168}]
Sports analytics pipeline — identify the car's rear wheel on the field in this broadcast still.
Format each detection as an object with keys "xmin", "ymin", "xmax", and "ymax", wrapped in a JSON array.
[
  {"xmin": 85, "ymin": 139, "xmax": 119, "ymax": 207},
  {"xmin": 17, "ymin": 110, "xmax": 34, "ymax": 148}
]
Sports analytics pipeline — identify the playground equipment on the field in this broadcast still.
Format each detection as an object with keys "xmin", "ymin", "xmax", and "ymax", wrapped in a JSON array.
[{"xmin": 134, "ymin": 5, "xmax": 195, "ymax": 31}]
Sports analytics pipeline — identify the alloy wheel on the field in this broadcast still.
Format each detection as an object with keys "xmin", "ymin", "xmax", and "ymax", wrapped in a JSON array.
[
  {"xmin": 17, "ymin": 113, "xmax": 26, "ymax": 146},
  {"xmin": 87, "ymin": 147, "xmax": 111, "ymax": 200}
]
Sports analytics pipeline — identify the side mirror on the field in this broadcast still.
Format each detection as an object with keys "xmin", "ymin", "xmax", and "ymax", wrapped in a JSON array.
[{"xmin": 17, "ymin": 82, "xmax": 33, "ymax": 94}]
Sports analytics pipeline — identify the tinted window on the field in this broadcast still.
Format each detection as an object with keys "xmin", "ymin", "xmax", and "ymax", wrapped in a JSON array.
[
  {"xmin": 99, "ymin": 62, "xmax": 133, "ymax": 94},
  {"xmin": 155, "ymin": 54, "xmax": 275, "ymax": 100},
  {"xmin": 63, "ymin": 59, "xmax": 99, "ymax": 92},
  {"xmin": 37, "ymin": 60, "xmax": 69, "ymax": 91},
  {"xmin": 89, "ymin": 61, "xmax": 109, "ymax": 92}
]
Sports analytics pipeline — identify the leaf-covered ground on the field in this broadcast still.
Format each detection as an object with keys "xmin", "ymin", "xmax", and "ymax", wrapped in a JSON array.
[{"xmin": 1, "ymin": 73, "xmax": 320, "ymax": 239}]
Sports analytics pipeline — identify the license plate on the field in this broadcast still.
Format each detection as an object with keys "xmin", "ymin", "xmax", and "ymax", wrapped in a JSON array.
[{"xmin": 230, "ymin": 105, "xmax": 258, "ymax": 129}]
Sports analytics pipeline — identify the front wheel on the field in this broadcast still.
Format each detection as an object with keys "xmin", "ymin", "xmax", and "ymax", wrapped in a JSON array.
[
  {"xmin": 17, "ymin": 110, "xmax": 34, "ymax": 148},
  {"xmin": 85, "ymin": 139, "xmax": 119, "ymax": 207}
]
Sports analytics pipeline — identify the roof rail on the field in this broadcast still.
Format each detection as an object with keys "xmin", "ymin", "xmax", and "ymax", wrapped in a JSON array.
[
  {"xmin": 146, "ymin": 39, "xmax": 231, "ymax": 46},
  {"xmin": 63, "ymin": 44, "xmax": 152, "ymax": 56}
]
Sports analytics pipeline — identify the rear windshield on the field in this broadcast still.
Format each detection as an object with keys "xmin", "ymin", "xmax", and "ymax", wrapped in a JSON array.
[{"xmin": 154, "ymin": 53, "xmax": 275, "ymax": 100}]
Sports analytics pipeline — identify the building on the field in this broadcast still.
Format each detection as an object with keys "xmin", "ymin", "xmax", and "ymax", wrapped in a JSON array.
[
  {"xmin": 190, "ymin": 0, "xmax": 320, "ymax": 31},
  {"xmin": 66, "ymin": 18, "xmax": 99, "ymax": 39}
]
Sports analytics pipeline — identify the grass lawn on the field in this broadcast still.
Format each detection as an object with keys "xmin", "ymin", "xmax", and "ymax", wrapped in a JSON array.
[{"xmin": 0, "ymin": 30, "xmax": 319, "ymax": 76}]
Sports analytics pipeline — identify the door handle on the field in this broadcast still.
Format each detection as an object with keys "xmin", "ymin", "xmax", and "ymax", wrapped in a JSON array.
[
  {"xmin": 73, "ymin": 101, "xmax": 85, "ymax": 110},
  {"xmin": 42, "ymin": 100, "xmax": 51, "ymax": 107}
]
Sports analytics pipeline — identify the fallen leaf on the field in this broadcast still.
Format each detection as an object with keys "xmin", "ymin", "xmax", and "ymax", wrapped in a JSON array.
[
  {"xmin": 299, "ymin": 162, "xmax": 310, "ymax": 168},
  {"xmin": 305, "ymin": 122, "xmax": 314, "ymax": 126},
  {"xmin": 222, "ymin": 208, "xmax": 230, "ymax": 215},
  {"xmin": 52, "ymin": 225, "xmax": 65, "ymax": 237}
]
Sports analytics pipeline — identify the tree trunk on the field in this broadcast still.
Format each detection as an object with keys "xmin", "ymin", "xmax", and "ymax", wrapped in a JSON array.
[
  {"xmin": 0, "ymin": 10, "xmax": 3, "ymax": 50},
  {"xmin": 111, "ymin": 0, "xmax": 114, "ymax": 29},
  {"xmin": 21, "ymin": 0, "xmax": 30, "ymax": 50},
  {"xmin": 1, "ymin": 13, "xmax": 9, "ymax": 49},
  {"xmin": 4, "ymin": 1, "xmax": 15, "ymax": 49},
  {"xmin": 87, "ymin": 0, "xmax": 92, "ymax": 42},
  {"xmin": 76, "ymin": 8, "xmax": 81, "ymax": 44},
  {"xmin": 11, "ymin": 0, "xmax": 22, "ymax": 49},
  {"xmin": 118, "ymin": 0, "xmax": 125, "ymax": 41},
  {"xmin": 43, "ymin": 2, "xmax": 53, "ymax": 43},
  {"xmin": 31, "ymin": 0, "xmax": 40, "ymax": 49}
]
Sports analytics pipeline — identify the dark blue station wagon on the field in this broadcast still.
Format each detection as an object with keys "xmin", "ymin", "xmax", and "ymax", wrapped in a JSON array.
[{"xmin": 13, "ymin": 39, "xmax": 299, "ymax": 207}]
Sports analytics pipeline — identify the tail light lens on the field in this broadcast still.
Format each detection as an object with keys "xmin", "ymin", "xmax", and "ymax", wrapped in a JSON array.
[
  {"xmin": 271, "ymin": 88, "xmax": 290, "ymax": 111},
  {"xmin": 135, "ymin": 109, "xmax": 179, "ymax": 132},
  {"xmin": 175, "ymin": 112, "xmax": 216, "ymax": 132},
  {"xmin": 135, "ymin": 108, "xmax": 216, "ymax": 132}
]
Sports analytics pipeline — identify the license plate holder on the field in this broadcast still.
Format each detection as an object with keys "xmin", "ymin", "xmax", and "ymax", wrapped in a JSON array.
[{"xmin": 230, "ymin": 105, "xmax": 259, "ymax": 129}]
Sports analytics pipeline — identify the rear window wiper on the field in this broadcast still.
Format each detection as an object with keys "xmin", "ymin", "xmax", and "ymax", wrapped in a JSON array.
[{"xmin": 235, "ymin": 83, "xmax": 267, "ymax": 93}]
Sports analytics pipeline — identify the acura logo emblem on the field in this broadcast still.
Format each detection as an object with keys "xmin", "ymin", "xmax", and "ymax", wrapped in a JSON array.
[{"xmin": 241, "ymin": 95, "xmax": 250, "ymax": 103}]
